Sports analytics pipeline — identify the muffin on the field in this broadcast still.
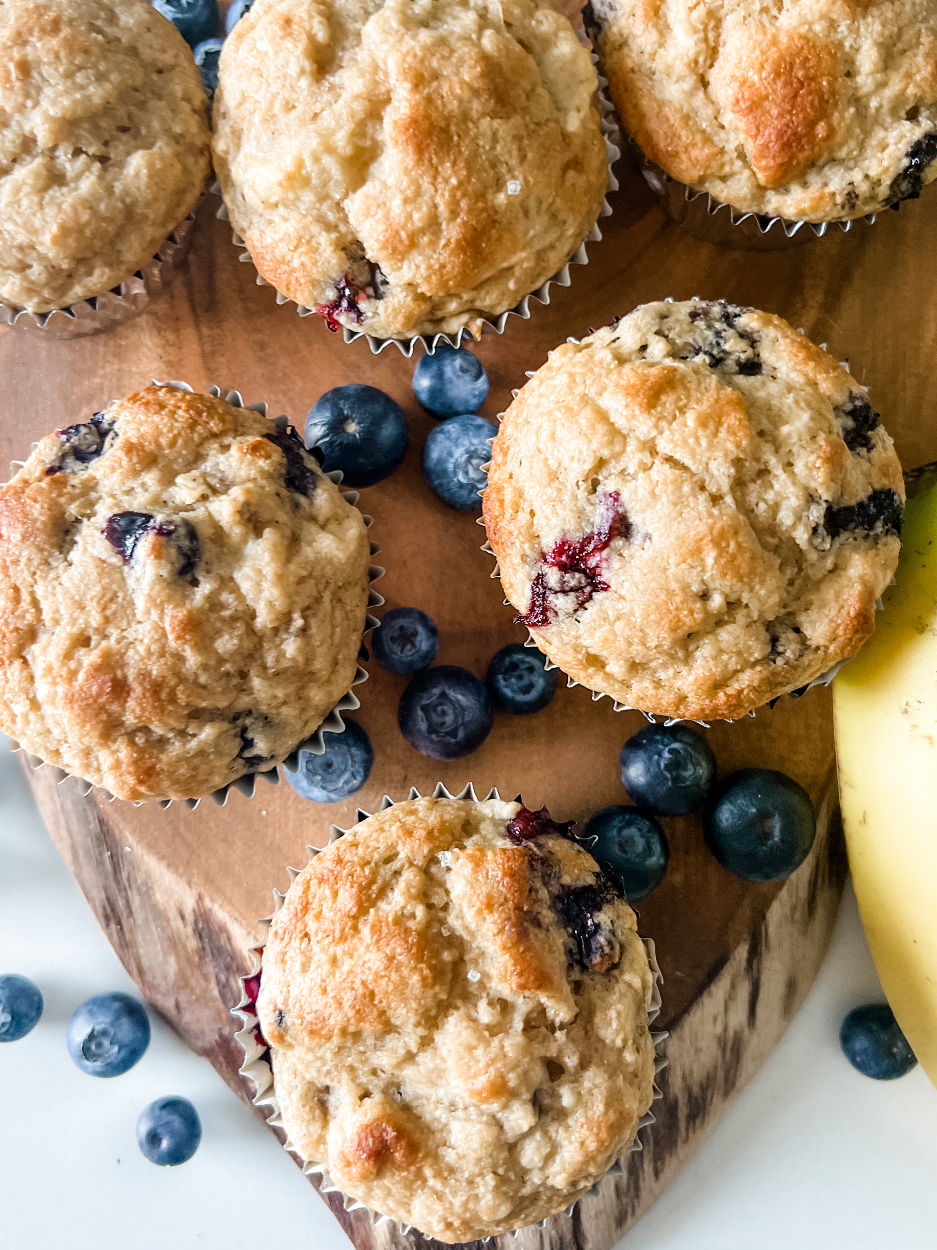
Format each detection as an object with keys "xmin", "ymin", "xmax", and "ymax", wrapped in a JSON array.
[
  {"xmin": 212, "ymin": 0, "xmax": 610, "ymax": 341},
  {"xmin": 483, "ymin": 300, "xmax": 905, "ymax": 721},
  {"xmin": 0, "ymin": 385, "xmax": 371, "ymax": 802},
  {"xmin": 256, "ymin": 795, "xmax": 656, "ymax": 1242},
  {"xmin": 0, "ymin": 0, "xmax": 210, "ymax": 316},
  {"xmin": 590, "ymin": 0, "xmax": 937, "ymax": 222}
]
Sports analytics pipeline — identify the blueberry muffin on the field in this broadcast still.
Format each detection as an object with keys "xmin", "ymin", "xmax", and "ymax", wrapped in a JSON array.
[
  {"xmin": 0, "ymin": 0, "xmax": 210, "ymax": 315},
  {"xmin": 0, "ymin": 386, "xmax": 371, "ymax": 802},
  {"xmin": 484, "ymin": 301, "xmax": 904, "ymax": 721},
  {"xmin": 212, "ymin": 0, "xmax": 609, "ymax": 341},
  {"xmin": 257, "ymin": 796, "xmax": 655, "ymax": 1242},
  {"xmin": 589, "ymin": 0, "xmax": 937, "ymax": 221}
]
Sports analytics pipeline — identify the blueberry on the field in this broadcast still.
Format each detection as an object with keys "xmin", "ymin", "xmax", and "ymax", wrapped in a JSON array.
[
  {"xmin": 0, "ymin": 974, "xmax": 43, "ymax": 1042},
  {"xmin": 225, "ymin": 0, "xmax": 252, "ymax": 32},
  {"xmin": 840, "ymin": 1003, "xmax": 918, "ymax": 1080},
  {"xmin": 304, "ymin": 385, "xmax": 408, "ymax": 489},
  {"xmin": 703, "ymin": 768, "xmax": 816, "ymax": 882},
  {"xmin": 398, "ymin": 666, "xmax": 493, "ymax": 759},
  {"xmin": 373, "ymin": 607, "xmax": 439, "ymax": 675},
  {"xmin": 620, "ymin": 724, "xmax": 716, "ymax": 816},
  {"xmin": 412, "ymin": 344, "xmax": 489, "ymax": 418},
  {"xmin": 66, "ymin": 992, "xmax": 151, "ymax": 1077},
  {"xmin": 103, "ymin": 512, "xmax": 153, "ymax": 563},
  {"xmin": 264, "ymin": 427, "xmax": 318, "ymax": 497},
  {"xmin": 487, "ymin": 644, "xmax": 557, "ymax": 714},
  {"xmin": 582, "ymin": 806, "xmax": 669, "ymax": 900},
  {"xmin": 151, "ymin": 0, "xmax": 220, "ymax": 47},
  {"xmin": 283, "ymin": 720, "xmax": 373, "ymax": 803},
  {"xmin": 193, "ymin": 37, "xmax": 223, "ymax": 96},
  {"xmin": 137, "ymin": 1096, "xmax": 203, "ymax": 1165},
  {"xmin": 422, "ymin": 415, "xmax": 497, "ymax": 513}
]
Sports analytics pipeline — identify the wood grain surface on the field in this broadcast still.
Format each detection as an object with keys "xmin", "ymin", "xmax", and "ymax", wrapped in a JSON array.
[{"xmin": 3, "ymin": 147, "xmax": 936, "ymax": 1250}]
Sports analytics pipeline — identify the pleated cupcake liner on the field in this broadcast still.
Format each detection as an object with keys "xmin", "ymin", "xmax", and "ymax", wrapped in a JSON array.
[
  {"xmin": 211, "ymin": 54, "xmax": 620, "ymax": 357},
  {"xmin": 7, "ymin": 381, "xmax": 384, "ymax": 808},
  {"xmin": 233, "ymin": 782, "xmax": 668, "ymax": 1244},
  {"xmin": 477, "ymin": 300, "xmax": 891, "ymax": 726},
  {"xmin": 0, "ymin": 208, "xmax": 199, "ymax": 339}
]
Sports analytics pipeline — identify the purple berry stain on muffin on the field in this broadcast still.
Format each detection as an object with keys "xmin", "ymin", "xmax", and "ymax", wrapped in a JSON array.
[
  {"xmin": 835, "ymin": 392, "xmax": 880, "ymax": 454},
  {"xmin": 47, "ymin": 411, "xmax": 115, "ymax": 475},
  {"xmin": 683, "ymin": 301, "xmax": 761, "ymax": 375},
  {"xmin": 557, "ymin": 879, "xmax": 622, "ymax": 973},
  {"xmin": 506, "ymin": 804, "xmax": 575, "ymax": 844},
  {"xmin": 520, "ymin": 492, "xmax": 631, "ymax": 627},
  {"xmin": 818, "ymin": 489, "xmax": 903, "ymax": 545},
  {"xmin": 263, "ymin": 427, "xmax": 317, "ymax": 497},
  {"xmin": 315, "ymin": 275, "xmax": 367, "ymax": 333}
]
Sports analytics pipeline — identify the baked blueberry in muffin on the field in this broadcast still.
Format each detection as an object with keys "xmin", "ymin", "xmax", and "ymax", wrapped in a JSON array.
[
  {"xmin": 256, "ymin": 795, "xmax": 656, "ymax": 1242},
  {"xmin": 484, "ymin": 300, "xmax": 905, "ymax": 720}
]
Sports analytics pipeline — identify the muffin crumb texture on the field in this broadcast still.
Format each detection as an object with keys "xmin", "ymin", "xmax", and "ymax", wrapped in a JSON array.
[
  {"xmin": 591, "ymin": 0, "xmax": 937, "ymax": 220},
  {"xmin": 257, "ymin": 797, "xmax": 655, "ymax": 1243},
  {"xmin": 0, "ymin": 386, "xmax": 371, "ymax": 801},
  {"xmin": 483, "ymin": 301, "xmax": 905, "ymax": 720},
  {"xmin": 212, "ymin": 0, "xmax": 609, "ymax": 339}
]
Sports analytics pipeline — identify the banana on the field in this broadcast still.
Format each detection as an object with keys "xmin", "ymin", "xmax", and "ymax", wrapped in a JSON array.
[{"xmin": 833, "ymin": 467, "xmax": 937, "ymax": 1088}]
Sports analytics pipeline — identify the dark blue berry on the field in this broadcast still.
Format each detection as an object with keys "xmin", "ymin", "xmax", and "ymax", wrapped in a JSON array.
[
  {"xmin": 0, "ymin": 974, "xmax": 43, "ymax": 1042},
  {"xmin": 373, "ymin": 607, "xmax": 439, "ymax": 675},
  {"xmin": 422, "ymin": 414, "xmax": 497, "ymax": 513},
  {"xmin": 151, "ymin": 0, "xmax": 220, "ymax": 47},
  {"xmin": 582, "ymin": 806, "xmax": 669, "ymax": 900},
  {"xmin": 889, "ymin": 131, "xmax": 937, "ymax": 202},
  {"xmin": 412, "ymin": 344, "xmax": 489, "ymax": 418},
  {"xmin": 486, "ymin": 644, "xmax": 557, "ymax": 714},
  {"xmin": 304, "ymin": 385, "xmax": 408, "ymax": 488},
  {"xmin": 225, "ymin": 0, "xmax": 252, "ymax": 32},
  {"xmin": 819, "ymin": 489, "xmax": 903, "ymax": 543},
  {"xmin": 137, "ymin": 1096, "xmax": 202, "ymax": 1165},
  {"xmin": 66, "ymin": 993, "xmax": 151, "ymax": 1077},
  {"xmin": 264, "ymin": 428, "xmax": 318, "ymax": 497},
  {"xmin": 194, "ymin": 37, "xmax": 223, "ymax": 96},
  {"xmin": 103, "ymin": 514, "xmax": 200, "ymax": 578},
  {"xmin": 840, "ymin": 1003, "xmax": 917, "ymax": 1079},
  {"xmin": 103, "ymin": 513, "xmax": 153, "ymax": 562},
  {"xmin": 283, "ymin": 720, "xmax": 373, "ymax": 803},
  {"xmin": 620, "ymin": 724, "xmax": 716, "ymax": 816},
  {"xmin": 48, "ymin": 412, "xmax": 115, "ymax": 475},
  {"xmin": 703, "ymin": 769, "xmax": 816, "ymax": 882},
  {"xmin": 398, "ymin": 666, "xmax": 493, "ymax": 759}
]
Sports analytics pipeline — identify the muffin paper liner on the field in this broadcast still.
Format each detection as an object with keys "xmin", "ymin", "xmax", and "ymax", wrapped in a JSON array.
[
  {"xmin": 7, "ymin": 382, "xmax": 384, "ymax": 808},
  {"xmin": 478, "ymin": 302, "xmax": 890, "ymax": 726},
  {"xmin": 212, "ymin": 53, "xmax": 620, "ymax": 357},
  {"xmin": 0, "ymin": 209, "xmax": 199, "ymax": 339},
  {"xmin": 233, "ymin": 782, "xmax": 667, "ymax": 1243}
]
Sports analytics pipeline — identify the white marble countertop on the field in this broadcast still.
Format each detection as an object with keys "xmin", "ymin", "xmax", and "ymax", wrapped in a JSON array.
[{"xmin": 2, "ymin": 739, "xmax": 935, "ymax": 1250}]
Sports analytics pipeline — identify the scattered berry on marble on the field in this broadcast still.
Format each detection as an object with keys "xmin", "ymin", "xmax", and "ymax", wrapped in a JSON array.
[
  {"xmin": 703, "ymin": 768, "xmax": 816, "ymax": 882},
  {"xmin": 839, "ymin": 1003, "xmax": 918, "ymax": 1080},
  {"xmin": 422, "ymin": 414, "xmax": 497, "ymax": 513},
  {"xmin": 582, "ymin": 806, "xmax": 669, "ymax": 900},
  {"xmin": 0, "ymin": 974, "xmax": 43, "ymax": 1042},
  {"xmin": 398, "ymin": 666, "xmax": 493, "ymax": 759},
  {"xmin": 412, "ymin": 344, "xmax": 489, "ymax": 418},
  {"xmin": 283, "ymin": 720, "xmax": 373, "ymax": 803},
  {"xmin": 225, "ymin": 0, "xmax": 252, "ymax": 32},
  {"xmin": 66, "ymin": 992, "xmax": 151, "ymax": 1077},
  {"xmin": 194, "ymin": 37, "xmax": 224, "ymax": 96},
  {"xmin": 304, "ymin": 384, "xmax": 408, "ymax": 488},
  {"xmin": 487, "ymin": 643, "xmax": 557, "ymax": 714},
  {"xmin": 373, "ymin": 607, "xmax": 439, "ymax": 675},
  {"xmin": 151, "ymin": 0, "xmax": 220, "ymax": 47},
  {"xmin": 137, "ymin": 1096, "xmax": 203, "ymax": 1165},
  {"xmin": 620, "ymin": 724, "xmax": 716, "ymax": 816}
]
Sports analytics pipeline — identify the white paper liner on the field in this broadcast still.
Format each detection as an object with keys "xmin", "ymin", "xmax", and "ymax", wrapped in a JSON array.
[
  {"xmin": 233, "ymin": 782, "xmax": 668, "ymax": 1243},
  {"xmin": 0, "ymin": 209, "xmax": 198, "ymax": 338},
  {"xmin": 7, "ymin": 381, "xmax": 384, "ymax": 808},
  {"xmin": 212, "ymin": 50, "xmax": 620, "ymax": 357},
  {"xmin": 477, "ymin": 301, "xmax": 893, "ymax": 726}
]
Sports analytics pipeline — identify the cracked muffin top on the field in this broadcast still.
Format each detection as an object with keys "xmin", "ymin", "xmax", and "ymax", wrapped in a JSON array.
[
  {"xmin": 212, "ymin": 0, "xmax": 609, "ymax": 341},
  {"xmin": 484, "ymin": 300, "xmax": 905, "ymax": 721},
  {"xmin": 0, "ymin": 0, "xmax": 210, "ymax": 314},
  {"xmin": 589, "ymin": 0, "xmax": 937, "ymax": 221},
  {"xmin": 0, "ymin": 386, "xmax": 371, "ymax": 802},
  {"xmin": 257, "ymin": 796, "xmax": 655, "ymax": 1243}
]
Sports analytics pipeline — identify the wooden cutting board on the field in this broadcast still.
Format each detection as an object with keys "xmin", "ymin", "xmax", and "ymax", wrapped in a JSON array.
[{"xmin": 2, "ymin": 153, "xmax": 936, "ymax": 1250}]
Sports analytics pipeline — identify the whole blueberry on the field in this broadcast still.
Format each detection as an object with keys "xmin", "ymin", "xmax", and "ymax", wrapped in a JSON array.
[
  {"xmin": 487, "ymin": 644, "xmax": 557, "ymax": 714},
  {"xmin": 398, "ymin": 666, "xmax": 493, "ymax": 759},
  {"xmin": 284, "ymin": 720, "xmax": 373, "ymax": 803},
  {"xmin": 225, "ymin": 0, "xmax": 252, "ymax": 32},
  {"xmin": 137, "ymin": 1096, "xmax": 203, "ymax": 1165},
  {"xmin": 840, "ymin": 1003, "xmax": 918, "ymax": 1080},
  {"xmin": 703, "ymin": 768, "xmax": 816, "ymax": 882},
  {"xmin": 412, "ymin": 344, "xmax": 489, "ymax": 418},
  {"xmin": 373, "ymin": 607, "xmax": 439, "ymax": 675},
  {"xmin": 66, "ymin": 992, "xmax": 151, "ymax": 1077},
  {"xmin": 422, "ymin": 415, "xmax": 497, "ymax": 513},
  {"xmin": 304, "ymin": 385, "xmax": 408, "ymax": 488},
  {"xmin": 582, "ymin": 806, "xmax": 669, "ymax": 900},
  {"xmin": 620, "ymin": 724, "xmax": 716, "ymax": 816},
  {"xmin": 151, "ymin": 0, "xmax": 220, "ymax": 47},
  {"xmin": 0, "ymin": 974, "xmax": 43, "ymax": 1042},
  {"xmin": 193, "ymin": 38, "xmax": 223, "ymax": 96}
]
